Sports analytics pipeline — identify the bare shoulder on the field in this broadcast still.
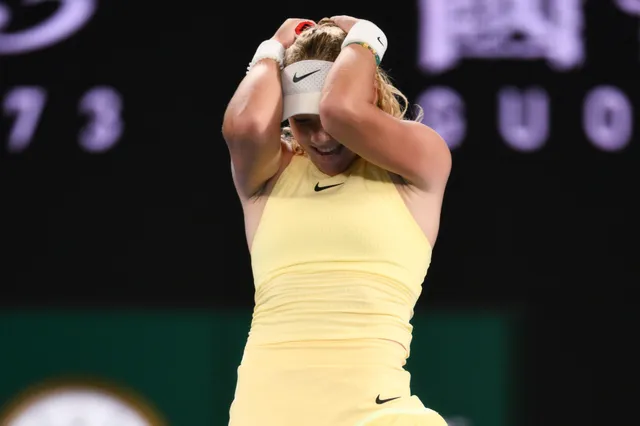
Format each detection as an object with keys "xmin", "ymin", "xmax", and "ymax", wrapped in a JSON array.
[
  {"xmin": 389, "ymin": 171, "xmax": 447, "ymax": 248},
  {"xmin": 239, "ymin": 141, "xmax": 295, "ymax": 250},
  {"xmin": 406, "ymin": 119, "xmax": 452, "ymax": 191},
  {"xmin": 241, "ymin": 140, "xmax": 295, "ymax": 205}
]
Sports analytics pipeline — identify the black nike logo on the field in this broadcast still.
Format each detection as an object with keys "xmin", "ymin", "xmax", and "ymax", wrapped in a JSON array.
[
  {"xmin": 314, "ymin": 182, "xmax": 344, "ymax": 192},
  {"xmin": 293, "ymin": 69, "xmax": 321, "ymax": 83},
  {"xmin": 376, "ymin": 395, "xmax": 400, "ymax": 404},
  {"xmin": 377, "ymin": 36, "xmax": 384, "ymax": 46}
]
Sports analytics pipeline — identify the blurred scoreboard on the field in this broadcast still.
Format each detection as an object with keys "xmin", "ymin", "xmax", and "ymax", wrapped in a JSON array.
[
  {"xmin": 1, "ymin": 0, "xmax": 638, "ymax": 156},
  {"xmin": 414, "ymin": 0, "xmax": 639, "ymax": 153}
]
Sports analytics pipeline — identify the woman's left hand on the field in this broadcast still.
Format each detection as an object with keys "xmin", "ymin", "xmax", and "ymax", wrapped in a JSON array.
[{"xmin": 329, "ymin": 15, "xmax": 359, "ymax": 33}]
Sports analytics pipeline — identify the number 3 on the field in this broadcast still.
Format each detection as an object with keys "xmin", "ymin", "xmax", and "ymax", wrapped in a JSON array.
[{"xmin": 79, "ymin": 86, "xmax": 124, "ymax": 153}]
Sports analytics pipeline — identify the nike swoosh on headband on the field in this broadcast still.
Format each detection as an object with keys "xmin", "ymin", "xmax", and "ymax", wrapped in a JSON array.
[{"xmin": 292, "ymin": 69, "xmax": 321, "ymax": 83}]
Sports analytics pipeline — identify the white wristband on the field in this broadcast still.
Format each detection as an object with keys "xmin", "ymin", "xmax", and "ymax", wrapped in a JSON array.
[
  {"xmin": 341, "ymin": 20, "xmax": 388, "ymax": 65},
  {"xmin": 246, "ymin": 39, "xmax": 285, "ymax": 74}
]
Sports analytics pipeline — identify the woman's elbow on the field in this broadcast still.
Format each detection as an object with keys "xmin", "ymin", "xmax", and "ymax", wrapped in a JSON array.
[
  {"xmin": 222, "ymin": 113, "xmax": 273, "ymax": 146},
  {"xmin": 319, "ymin": 97, "xmax": 359, "ymax": 132}
]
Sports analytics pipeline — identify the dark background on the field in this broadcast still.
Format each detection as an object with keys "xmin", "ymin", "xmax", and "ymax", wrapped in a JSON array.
[{"xmin": 1, "ymin": 1, "xmax": 637, "ymax": 425}]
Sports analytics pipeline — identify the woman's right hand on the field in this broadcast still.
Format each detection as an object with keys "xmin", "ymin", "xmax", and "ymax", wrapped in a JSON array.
[{"xmin": 272, "ymin": 18, "xmax": 315, "ymax": 48}]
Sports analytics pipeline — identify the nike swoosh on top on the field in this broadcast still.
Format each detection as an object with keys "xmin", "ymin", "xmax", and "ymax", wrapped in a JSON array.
[
  {"xmin": 375, "ymin": 395, "xmax": 400, "ymax": 404},
  {"xmin": 314, "ymin": 182, "xmax": 344, "ymax": 192}
]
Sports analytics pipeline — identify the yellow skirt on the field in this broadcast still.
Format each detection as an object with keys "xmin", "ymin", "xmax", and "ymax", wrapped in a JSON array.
[
  {"xmin": 359, "ymin": 404, "xmax": 447, "ymax": 426},
  {"xmin": 228, "ymin": 339, "xmax": 446, "ymax": 426}
]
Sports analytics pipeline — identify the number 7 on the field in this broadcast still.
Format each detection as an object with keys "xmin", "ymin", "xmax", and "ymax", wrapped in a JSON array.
[{"xmin": 3, "ymin": 86, "xmax": 47, "ymax": 153}]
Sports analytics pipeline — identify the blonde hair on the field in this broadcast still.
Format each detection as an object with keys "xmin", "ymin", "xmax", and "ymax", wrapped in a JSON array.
[{"xmin": 281, "ymin": 18, "xmax": 422, "ymax": 153}]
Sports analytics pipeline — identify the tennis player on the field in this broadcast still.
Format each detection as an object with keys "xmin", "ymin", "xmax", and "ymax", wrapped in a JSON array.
[{"xmin": 222, "ymin": 16, "xmax": 452, "ymax": 426}]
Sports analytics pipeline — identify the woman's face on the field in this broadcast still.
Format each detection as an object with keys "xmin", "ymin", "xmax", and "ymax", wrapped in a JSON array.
[{"xmin": 288, "ymin": 114, "xmax": 358, "ymax": 176}]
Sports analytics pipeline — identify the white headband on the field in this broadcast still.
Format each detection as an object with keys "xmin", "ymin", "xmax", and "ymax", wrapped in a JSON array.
[{"xmin": 281, "ymin": 60, "xmax": 333, "ymax": 122}]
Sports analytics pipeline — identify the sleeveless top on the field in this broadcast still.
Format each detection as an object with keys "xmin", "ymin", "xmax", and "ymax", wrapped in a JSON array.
[{"xmin": 247, "ymin": 154, "xmax": 432, "ymax": 356}]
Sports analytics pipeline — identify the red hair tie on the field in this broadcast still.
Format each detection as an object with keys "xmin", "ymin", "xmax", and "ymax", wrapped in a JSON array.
[{"xmin": 295, "ymin": 21, "xmax": 315, "ymax": 35}]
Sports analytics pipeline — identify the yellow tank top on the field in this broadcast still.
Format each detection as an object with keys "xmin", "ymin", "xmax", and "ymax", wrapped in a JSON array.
[{"xmin": 248, "ymin": 154, "xmax": 432, "ymax": 357}]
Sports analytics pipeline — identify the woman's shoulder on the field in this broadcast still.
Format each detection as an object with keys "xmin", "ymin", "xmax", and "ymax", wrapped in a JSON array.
[{"xmin": 254, "ymin": 142, "xmax": 300, "ymax": 198}]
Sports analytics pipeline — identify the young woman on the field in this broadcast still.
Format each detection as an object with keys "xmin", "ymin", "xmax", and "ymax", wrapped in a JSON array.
[{"xmin": 222, "ymin": 16, "xmax": 452, "ymax": 426}]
